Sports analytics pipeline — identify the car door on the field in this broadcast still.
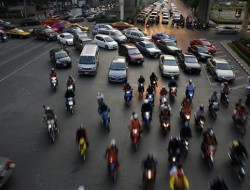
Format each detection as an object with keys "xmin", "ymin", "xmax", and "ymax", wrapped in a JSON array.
[
  {"xmin": 207, "ymin": 59, "xmax": 215, "ymax": 74},
  {"xmin": 178, "ymin": 54, "xmax": 184, "ymax": 67},
  {"xmin": 99, "ymin": 36, "xmax": 106, "ymax": 48},
  {"xmin": 59, "ymin": 34, "xmax": 64, "ymax": 43},
  {"xmin": 159, "ymin": 56, "xmax": 164, "ymax": 71}
]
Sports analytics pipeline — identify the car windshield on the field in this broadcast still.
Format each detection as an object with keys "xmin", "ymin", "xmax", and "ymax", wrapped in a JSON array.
[
  {"xmin": 79, "ymin": 56, "xmax": 95, "ymax": 64},
  {"xmin": 163, "ymin": 59, "xmax": 177, "ymax": 66},
  {"xmin": 166, "ymin": 41, "xmax": 176, "ymax": 46},
  {"xmin": 104, "ymin": 36, "xmax": 113, "ymax": 42},
  {"xmin": 202, "ymin": 41, "xmax": 211, "ymax": 46},
  {"xmin": 114, "ymin": 30, "xmax": 123, "ymax": 36},
  {"xmin": 64, "ymin": 34, "xmax": 73, "ymax": 39},
  {"xmin": 110, "ymin": 62, "xmax": 125, "ymax": 70},
  {"xmin": 145, "ymin": 43, "xmax": 155, "ymax": 48},
  {"xmin": 128, "ymin": 48, "xmax": 140, "ymax": 54},
  {"xmin": 138, "ymin": 32, "xmax": 146, "ymax": 37},
  {"xmin": 185, "ymin": 57, "xmax": 197, "ymax": 63},
  {"xmin": 55, "ymin": 51, "xmax": 68, "ymax": 59},
  {"xmin": 44, "ymin": 28, "xmax": 54, "ymax": 33},
  {"xmin": 216, "ymin": 62, "xmax": 231, "ymax": 70},
  {"xmin": 198, "ymin": 47, "xmax": 209, "ymax": 53}
]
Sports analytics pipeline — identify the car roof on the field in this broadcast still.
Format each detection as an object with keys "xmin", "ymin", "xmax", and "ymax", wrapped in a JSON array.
[
  {"xmin": 95, "ymin": 34, "xmax": 110, "ymax": 38},
  {"xmin": 123, "ymin": 43, "xmax": 136, "ymax": 49},
  {"xmin": 112, "ymin": 56, "xmax": 126, "ymax": 63},
  {"xmin": 183, "ymin": 53, "xmax": 195, "ymax": 57},
  {"xmin": 213, "ymin": 58, "xmax": 228, "ymax": 63},
  {"xmin": 60, "ymin": 32, "xmax": 72, "ymax": 36},
  {"xmin": 160, "ymin": 39, "xmax": 175, "ymax": 42},
  {"xmin": 140, "ymin": 41, "xmax": 152, "ymax": 44},
  {"xmin": 199, "ymin": 38, "xmax": 208, "ymax": 41},
  {"xmin": 162, "ymin": 55, "xmax": 176, "ymax": 60},
  {"xmin": 51, "ymin": 48, "xmax": 67, "ymax": 53}
]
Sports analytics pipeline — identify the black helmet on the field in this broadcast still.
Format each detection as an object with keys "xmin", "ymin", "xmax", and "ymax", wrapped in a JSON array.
[{"xmin": 140, "ymin": 75, "xmax": 143, "ymax": 78}]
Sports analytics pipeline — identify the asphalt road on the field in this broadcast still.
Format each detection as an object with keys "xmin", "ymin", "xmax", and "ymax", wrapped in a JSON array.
[{"xmin": 0, "ymin": 3, "xmax": 249, "ymax": 190}]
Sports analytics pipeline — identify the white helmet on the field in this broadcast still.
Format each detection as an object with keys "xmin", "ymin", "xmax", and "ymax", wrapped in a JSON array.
[
  {"xmin": 144, "ymin": 99, "xmax": 148, "ymax": 104},
  {"xmin": 111, "ymin": 139, "xmax": 116, "ymax": 146},
  {"xmin": 133, "ymin": 113, "xmax": 138, "ymax": 119}
]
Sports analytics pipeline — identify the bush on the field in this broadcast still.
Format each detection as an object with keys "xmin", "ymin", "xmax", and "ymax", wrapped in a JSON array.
[{"xmin": 229, "ymin": 42, "xmax": 250, "ymax": 65}]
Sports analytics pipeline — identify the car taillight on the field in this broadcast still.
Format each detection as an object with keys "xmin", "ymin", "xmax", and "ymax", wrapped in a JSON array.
[{"xmin": 7, "ymin": 159, "xmax": 14, "ymax": 168}]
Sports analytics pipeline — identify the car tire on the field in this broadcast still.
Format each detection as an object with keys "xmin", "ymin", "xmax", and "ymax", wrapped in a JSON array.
[
  {"xmin": 20, "ymin": 35, "xmax": 23, "ymax": 39},
  {"xmin": 213, "ymin": 74, "xmax": 217, "ymax": 81},
  {"xmin": 47, "ymin": 37, "xmax": 50, "ymax": 41},
  {"xmin": 105, "ymin": 45, "xmax": 109, "ymax": 50}
]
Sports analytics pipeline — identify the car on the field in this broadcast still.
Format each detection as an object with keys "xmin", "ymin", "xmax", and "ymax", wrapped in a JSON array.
[
  {"xmin": 19, "ymin": 18, "xmax": 41, "ymax": 26},
  {"xmin": 187, "ymin": 45, "xmax": 213, "ymax": 62},
  {"xmin": 98, "ymin": 29, "xmax": 127, "ymax": 44},
  {"xmin": 92, "ymin": 24, "xmax": 113, "ymax": 35},
  {"xmin": 49, "ymin": 48, "xmax": 72, "ymax": 68},
  {"xmin": 110, "ymin": 21, "xmax": 135, "ymax": 30},
  {"xmin": 118, "ymin": 43, "xmax": 144, "ymax": 64},
  {"xmin": 190, "ymin": 38, "xmax": 216, "ymax": 54},
  {"xmin": 68, "ymin": 15, "xmax": 85, "ymax": 22},
  {"xmin": 217, "ymin": 26, "xmax": 238, "ymax": 34},
  {"xmin": 62, "ymin": 27, "xmax": 87, "ymax": 37},
  {"xmin": 33, "ymin": 27, "xmax": 58, "ymax": 41},
  {"xmin": 51, "ymin": 20, "xmax": 70, "ymax": 33},
  {"xmin": 162, "ymin": 15, "xmax": 169, "ymax": 24},
  {"xmin": 0, "ymin": 21, "xmax": 15, "ymax": 30},
  {"xmin": 64, "ymin": 23, "xmax": 89, "ymax": 32},
  {"xmin": 206, "ymin": 58, "xmax": 235, "ymax": 82},
  {"xmin": 177, "ymin": 53, "xmax": 201, "ymax": 74},
  {"xmin": 5, "ymin": 28, "xmax": 30, "ymax": 38},
  {"xmin": 0, "ymin": 156, "xmax": 15, "ymax": 188},
  {"xmin": 152, "ymin": 32, "xmax": 176, "ymax": 42},
  {"xmin": 137, "ymin": 14, "xmax": 146, "ymax": 23},
  {"xmin": 123, "ymin": 27, "xmax": 147, "ymax": 35},
  {"xmin": 125, "ymin": 30, "xmax": 151, "ymax": 43},
  {"xmin": 93, "ymin": 34, "xmax": 118, "ymax": 50},
  {"xmin": 57, "ymin": 32, "xmax": 74, "ymax": 45},
  {"xmin": 159, "ymin": 55, "xmax": 180, "ymax": 78},
  {"xmin": 41, "ymin": 18, "xmax": 61, "ymax": 26},
  {"xmin": 135, "ymin": 41, "xmax": 162, "ymax": 57},
  {"xmin": 74, "ymin": 35, "xmax": 93, "ymax": 51},
  {"xmin": 108, "ymin": 56, "xmax": 128, "ymax": 82},
  {"xmin": 86, "ymin": 14, "xmax": 100, "ymax": 22},
  {"xmin": 148, "ymin": 15, "xmax": 157, "ymax": 23},
  {"xmin": 156, "ymin": 39, "xmax": 182, "ymax": 55}
]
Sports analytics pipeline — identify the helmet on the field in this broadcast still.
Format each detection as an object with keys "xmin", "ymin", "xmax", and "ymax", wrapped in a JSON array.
[
  {"xmin": 111, "ymin": 139, "xmax": 116, "ymax": 146},
  {"xmin": 171, "ymin": 76, "xmax": 175, "ymax": 80},
  {"xmin": 240, "ymin": 103, "xmax": 245, "ymax": 108},
  {"xmin": 208, "ymin": 128, "xmax": 214, "ymax": 136},
  {"xmin": 140, "ymin": 75, "xmax": 143, "ymax": 78},
  {"xmin": 69, "ymin": 75, "xmax": 72, "ymax": 79},
  {"xmin": 51, "ymin": 68, "xmax": 55, "ymax": 71},
  {"xmin": 79, "ymin": 124, "xmax": 83, "ymax": 129},
  {"xmin": 126, "ymin": 80, "xmax": 129, "ymax": 85},
  {"xmin": 152, "ymin": 72, "xmax": 155, "ymax": 75},
  {"xmin": 148, "ymin": 84, "xmax": 151, "ymax": 88},
  {"xmin": 200, "ymin": 104, "xmax": 204, "ymax": 110},
  {"xmin": 162, "ymin": 86, "xmax": 166, "ymax": 89},
  {"xmin": 147, "ymin": 153, "xmax": 153, "ymax": 161},
  {"xmin": 46, "ymin": 106, "xmax": 51, "ymax": 111},
  {"xmin": 133, "ymin": 113, "xmax": 138, "ymax": 120},
  {"xmin": 189, "ymin": 79, "xmax": 192, "ymax": 84},
  {"xmin": 213, "ymin": 91, "xmax": 217, "ymax": 95},
  {"xmin": 232, "ymin": 140, "xmax": 239, "ymax": 147},
  {"xmin": 144, "ymin": 99, "xmax": 148, "ymax": 104},
  {"xmin": 224, "ymin": 82, "xmax": 228, "ymax": 85}
]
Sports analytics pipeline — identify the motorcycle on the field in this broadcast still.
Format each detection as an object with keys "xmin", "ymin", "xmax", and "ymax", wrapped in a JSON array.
[
  {"xmin": 181, "ymin": 138, "xmax": 189, "ymax": 158},
  {"xmin": 138, "ymin": 83, "xmax": 144, "ymax": 99},
  {"xmin": 195, "ymin": 114, "xmax": 205, "ymax": 133},
  {"xmin": 160, "ymin": 115, "xmax": 170, "ymax": 135},
  {"xmin": 203, "ymin": 145, "xmax": 216, "ymax": 170},
  {"xmin": 186, "ymin": 87, "xmax": 194, "ymax": 102},
  {"xmin": 131, "ymin": 128, "xmax": 140, "ymax": 150},
  {"xmin": 233, "ymin": 115, "xmax": 247, "ymax": 135},
  {"xmin": 78, "ymin": 137, "xmax": 87, "ymax": 160},
  {"xmin": 169, "ymin": 151, "xmax": 180, "ymax": 168},
  {"xmin": 101, "ymin": 111, "xmax": 110, "ymax": 131},
  {"xmin": 160, "ymin": 95, "xmax": 168, "ymax": 105},
  {"xmin": 143, "ymin": 111, "xmax": 152, "ymax": 128},
  {"xmin": 143, "ymin": 169, "xmax": 155, "ymax": 190},
  {"xmin": 47, "ymin": 119, "xmax": 56, "ymax": 143},
  {"xmin": 169, "ymin": 87, "xmax": 177, "ymax": 102},
  {"xmin": 108, "ymin": 156, "xmax": 117, "ymax": 182},
  {"xmin": 151, "ymin": 80, "xmax": 157, "ymax": 91},
  {"xmin": 124, "ymin": 90, "xmax": 132, "ymax": 105},
  {"xmin": 66, "ymin": 97, "xmax": 75, "ymax": 114},
  {"xmin": 220, "ymin": 92, "xmax": 229, "ymax": 107},
  {"xmin": 67, "ymin": 84, "xmax": 74, "ymax": 92},
  {"xmin": 209, "ymin": 101, "xmax": 219, "ymax": 120},
  {"xmin": 146, "ymin": 93, "xmax": 154, "ymax": 106},
  {"xmin": 180, "ymin": 108, "xmax": 191, "ymax": 123},
  {"xmin": 228, "ymin": 151, "xmax": 247, "ymax": 182},
  {"xmin": 50, "ymin": 77, "xmax": 58, "ymax": 91}
]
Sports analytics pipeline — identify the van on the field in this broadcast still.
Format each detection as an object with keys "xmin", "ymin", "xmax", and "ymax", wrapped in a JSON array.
[{"xmin": 77, "ymin": 44, "xmax": 99, "ymax": 75}]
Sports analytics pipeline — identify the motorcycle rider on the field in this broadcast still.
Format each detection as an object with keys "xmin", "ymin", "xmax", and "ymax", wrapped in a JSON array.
[
  {"xmin": 168, "ymin": 77, "xmax": 178, "ymax": 96},
  {"xmin": 65, "ymin": 88, "xmax": 75, "ymax": 109},
  {"xmin": 49, "ymin": 68, "xmax": 58, "ymax": 85},
  {"xmin": 66, "ymin": 75, "xmax": 75, "ymax": 91},
  {"xmin": 201, "ymin": 128, "xmax": 218, "ymax": 157},
  {"xmin": 160, "ymin": 86, "xmax": 168, "ymax": 103},
  {"xmin": 141, "ymin": 154, "xmax": 158, "ymax": 182},
  {"xmin": 169, "ymin": 168, "xmax": 189, "ymax": 190},
  {"xmin": 141, "ymin": 99, "xmax": 153, "ymax": 121},
  {"xmin": 220, "ymin": 82, "xmax": 230, "ymax": 102},
  {"xmin": 105, "ymin": 139, "xmax": 120, "ymax": 169},
  {"xmin": 97, "ymin": 92, "xmax": 104, "ymax": 106},
  {"xmin": 168, "ymin": 136, "xmax": 181, "ymax": 162},
  {"xmin": 229, "ymin": 140, "xmax": 248, "ymax": 166},
  {"xmin": 123, "ymin": 80, "xmax": 132, "ymax": 92},
  {"xmin": 195, "ymin": 104, "xmax": 206, "ymax": 125},
  {"xmin": 75, "ymin": 124, "xmax": 89, "ymax": 147},
  {"xmin": 138, "ymin": 75, "xmax": 145, "ymax": 90},
  {"xmin": 98, "ymin": 102, "xmax": 110, "ymax": 115},
  {"xmin": 160, "ymin": 104, "xmax": 171, "ymax": 122},
  {"xmin": 180, "ymin": 121, "xmax": 192, "ymax": 141},
  {"xmin": 233, "ymin": 103, "xmax": 248, "ymax": 124},
  {"xmin": 209, "ymin": 91, "xmax": 219, "ymax": 110},
  {"xmin": 150, "ymin": 72, "xmax": 158, "ymax": 87},
  {"xmin": 146, "ymin": 84, "xmax": 155, "ymax": 105},
  {"xmin": 180, "ymin": 98, "xmax": 191, "ymax": 118},
  {"xmin": 185, "ymin": 79, "xmax": 195, "ymax": 98},
  {"xmin": 43, "ymin": 105, "xmax": 58, "ymax": 130},
  {"xmin": 209, "ymin": 177, "xmax": 228, "ymax": 190},
  {"xmin": 129, "ymin": 113, "xmax": 143, "ymax": 138}
]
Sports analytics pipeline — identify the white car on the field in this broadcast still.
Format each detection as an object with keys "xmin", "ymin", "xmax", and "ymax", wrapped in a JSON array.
[
  {"xmin": 159, "ymin": 55, "xmax": 180, "ymax": 78},
  {"xmin": 93, "ymin": 34, "xmax": 118, "ymax": 50},
  {"xmin": 108, "ymin": 56, "xmax": 128, "ymax": 82},
  {"xmin": 57, "ymin": 33, "xmax": 74, "ymax": 45},
  {"xmin": 162, "ymin": 15, "xmax": 169, "ymax": 24}
]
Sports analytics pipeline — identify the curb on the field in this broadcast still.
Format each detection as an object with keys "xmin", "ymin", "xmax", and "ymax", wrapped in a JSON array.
[{"xmin": 220, "ymin": 41, "xmax": 250, "ymax": 76}]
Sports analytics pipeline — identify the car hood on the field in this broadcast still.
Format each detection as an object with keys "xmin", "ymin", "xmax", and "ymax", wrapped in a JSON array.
[
  {"xmin": 130, "ymin": 53, "xmax": 144, "ymax": 59},
  {"xmin": 185, "ymin": 62, "xmax": 201, "ymax": 68},
  {"xmin": 109, "ymin": 69, "xmax": 126, "ymax": 77},
  {"xmin": 116, "ymin": 35, "xmax": 127, "ymax": 41},
  {"xmin": 57, "ymin": 57, "xmax": 71, "ymax": 62},
  {"xmin": 168, "ymin": 46, "xmax": 181, "ymax": 51},
  {"xmin": 147, "ymin": 48, "xmax": 161, "ymax": 53},
  {"xmin": 47, "ymin": 32, "xmax": 58, "ymax": 36},
  {"xmin": 65, "ymin": 38, "xmax": 73, "ymax": 42},
  {"xmin": 163, "ymin": 65, "xmax": 179, "ymax": 72},
  {"xmin": 141, "ymin": 37, "xmax": 152, "ymax": 41},
  {"xmin": 216, "ymin": 69, "xmax": 234, "ymax": 77}
]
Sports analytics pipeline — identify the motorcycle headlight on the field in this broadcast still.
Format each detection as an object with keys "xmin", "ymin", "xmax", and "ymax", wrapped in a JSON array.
[{"xmin": 186, "ymin": 115, "xmax": 190, "ymax": 120}]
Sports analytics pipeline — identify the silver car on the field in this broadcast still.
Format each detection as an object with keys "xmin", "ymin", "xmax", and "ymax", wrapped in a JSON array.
[
  {"xmin": 108, "ymin": 56, "xmax": 128, "ymax": 82},
  {"xmin": 159, "ymin": 55, "xmax": 180, "ymax": 78}
]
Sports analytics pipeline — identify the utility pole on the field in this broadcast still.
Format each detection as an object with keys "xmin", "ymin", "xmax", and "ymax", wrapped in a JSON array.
[{"xmin": 120, "ymin": 0, "xmax": 124, "ymax": 21}]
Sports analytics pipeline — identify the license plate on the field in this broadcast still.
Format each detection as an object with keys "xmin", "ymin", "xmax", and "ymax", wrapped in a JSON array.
[
  {"xmin": 137, "ymin": 61, "xmax": 141, "ymax": 63},
  {"xmin": 84, "ymin": 72, "xmax": 89, "ymax": 74},
  {"xmin": 63, "ymin": 64, "xmax": 67, "ymax": 66}
]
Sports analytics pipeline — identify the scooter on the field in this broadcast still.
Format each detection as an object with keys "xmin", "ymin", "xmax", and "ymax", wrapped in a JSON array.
[
  {"xmin": 146, "ymin": 93, "xmax": 154, "ymax": 106},
  {"xmin": 47, "ymin": 119, "xmax": 56, "ymax": 143},
  {"xmin": 233, "ymin": 115, "xmax": 247, "ymax": 135},
  {"xmin": 169, "ymin": 87, "xmax": 177, "ymax": 102},
  {"xmin": 186, "ymin": 87, "xmax": 194, "ymax": 102},
  {"xmin": 209, "ymin": 101, "xmax": 219, "ymax": 120},
  {"xmin": 66, "ymin": 97, "xmax": 75, "ymax": 114},
  {"xmin": 50, "ymin": 77, "xmax": 58, "ymax": 91},
  {"xmin": 131, "ymin": 128, "xmax": 140, "ymax": 150},
  {"xmin": 195, "ymin": 114, "xmax": 205, "ymax": 133},
  {"xmin": 143, "ymin": 169, "xmax": 155, "ymax": 190},
  {"xmin": 203, "ymin": 145, "xmax": 216, "ymax": 170},
  {"xmin": 124, "ymin": 90, "xmax": 132, "ymax": 105},
  {"xmin": 108, "ymin": 156, "xmax": 117, "ymax": 182},
  {"xmin": 101, "ymin": 111, "xmax": 110, "ymax": 131},
  {"xmin": 160, "ymin": 115, "xmax": 170, "ymax": 135},
  {"xmin": 181, "ymin": 138, "xmax": 189, "ymax": 158},
  {"xmin": 220, "ymin": 92, "xmax": 229, "ymax": 107},
  {"xmin": 138, "ymin": 83, "xmax": 144, "ymax": 99},
  {"xmin": 78, "ymin": 137, "xmax": 87, "ymax": 160}
]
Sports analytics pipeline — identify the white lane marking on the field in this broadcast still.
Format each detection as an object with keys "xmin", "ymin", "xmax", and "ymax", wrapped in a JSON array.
[
  {"xmin": 231, "ymin": 84, "xmax": 247, "ymax": 91},
  {"xmin": 0, "ymin": 45, "xmax": 56, "ymax": 82},
  {"xmin": 0, "ymin": 42, "xmax": 46, "ymax": 66},
  {"xmin": 43, "ymin": 42, "xmax": 57, "ymax": 49},
  {"xmin": 203, "ymin": 65, "xmax": 214, "ymax": 85},
  {"xmin": 215, "ymin": 55, "xmax": 227, "ymax": 58}
]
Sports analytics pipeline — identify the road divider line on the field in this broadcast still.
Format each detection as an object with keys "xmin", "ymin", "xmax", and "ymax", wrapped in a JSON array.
[
  {"xmin": 231, "ymin": 84, "xmax": 247, "ymax": 91},
  {"xmin": 0, "ymin": 42, "xmax": 46, "ymax": 66}
]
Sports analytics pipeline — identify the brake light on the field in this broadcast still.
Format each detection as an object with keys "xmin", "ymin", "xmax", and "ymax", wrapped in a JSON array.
[{"xmin": 7, "ymin": 159, "xmax": 15, "ymax": 168}]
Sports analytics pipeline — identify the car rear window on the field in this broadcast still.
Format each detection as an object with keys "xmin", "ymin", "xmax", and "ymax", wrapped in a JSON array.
[{"xmin": 79, "ymin": 56, "xmax": 95, "ymax": 64}]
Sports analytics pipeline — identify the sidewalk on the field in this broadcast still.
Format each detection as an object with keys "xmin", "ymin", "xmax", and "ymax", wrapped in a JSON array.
[{"xmin": 220, "ymin": 40, "xmax": 250, "ymax": 75}]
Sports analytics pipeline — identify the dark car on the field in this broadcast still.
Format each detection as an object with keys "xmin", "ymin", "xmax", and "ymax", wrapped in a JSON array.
[
  {"xmin": 62, "ymin": 27, "xmax": 87, "ymax": 37},
  {"xmin": 33, "ymin": 27, "xmax": 58, "ymax": 41},
  {"xmin": 0, "ymin": 156, "xmax": 15, "ymax": 188},
  {"xmin": 73, "ymin": 34, "xmax": 93, "ymax": 51},
  {"xmin": 187, "ymin": 45, "xmax": 213, "ymax": 62},
  {"xmin": 49, "ymin": 48, "xmax": 72, "ymax": 68},
  {"xmin": 118, "ymin": 43, "xmax": 144, "ymax": 64},
  {"xmin": 156, "ymin": 39, "xmax": 182, "ymax": 55},
  {"xmin": 0, "ymin": 21, "xmax": 15, "ymax": 30},
  {"xmin": 135, "ymin": 41, "xmax": 162, "ymax": 57},
  {"xmin": 177, "ymin": 53, "xmax": 201, "ymax": 74},
  {"xmin": 19, "ymin": 19, "xmax": 41, "ymax": 26}
]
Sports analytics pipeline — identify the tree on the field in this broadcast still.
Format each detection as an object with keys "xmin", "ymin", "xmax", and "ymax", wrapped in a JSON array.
[{"xmin": 190, "ymin": 0, "xmax": 199, "ymax": 15}]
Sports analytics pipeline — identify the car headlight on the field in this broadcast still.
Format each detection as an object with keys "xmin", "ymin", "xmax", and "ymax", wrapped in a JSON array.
[
  {"xmin": 56, "ymin": 60, "xmax": 61, "ymax": 63},
  {"xmin": 91, "ymin": 67, "xmax": 96, "ymax": 70}
]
